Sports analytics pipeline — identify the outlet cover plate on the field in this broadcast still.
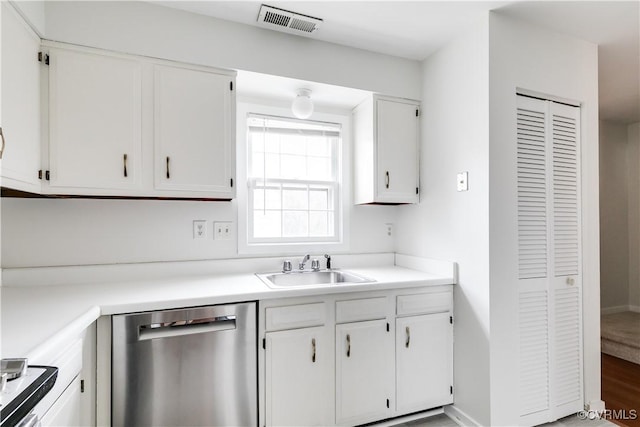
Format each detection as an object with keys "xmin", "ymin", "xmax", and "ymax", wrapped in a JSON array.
[
  {"xmin": 457, "ymin": 172, "xmax": 469, "ymax": 192},
  {"xmin": 193, "ymin": 220, "xmax": 207, "ymax": 239},
  {"xmin": 214, "ymin": 222, "xmax": 233, "ymax": 240}
]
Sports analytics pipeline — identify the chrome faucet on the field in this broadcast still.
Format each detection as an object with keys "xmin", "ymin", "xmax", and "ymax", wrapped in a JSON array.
[{"xmin": 299, "ymin": 254, "xmax": 310, "ymax": 270}]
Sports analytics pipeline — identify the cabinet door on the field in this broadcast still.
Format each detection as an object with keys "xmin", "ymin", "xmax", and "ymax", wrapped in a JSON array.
[
  {"xmin": 376, "ymin": 98, "xmax": 419, "ymax": 203},
  {"xmin": 48, "ymin": 47, "xmax": 142, "ymax": 193},
  {"xmin": 396, "ymin": 312, "xmax": 453, "ymax": 414},
  {"xmin": 1, "ymin": 2, "xmax": 41, "ymax": 193},
  {"xmin": 154, "ymin": 64, "xmax": 234, "ymax": 198},
  {"xmin": 40, "ymin": 376, "xmax": 82, "ymax": 427},
  {"xmin": 336, "ymin": 319, "xmax": 393, "ymax": 425},
  {"xmin": 265, "ymin": 327, "xmax": 333, "ymax": 427}
]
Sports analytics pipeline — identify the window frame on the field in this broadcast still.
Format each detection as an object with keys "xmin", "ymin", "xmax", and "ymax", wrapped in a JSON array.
[{"xmin": 237, "ymin": 102, "xmax": 351, "ymax": 255}]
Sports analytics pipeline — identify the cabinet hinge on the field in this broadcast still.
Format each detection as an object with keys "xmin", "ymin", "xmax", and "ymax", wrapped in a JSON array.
[
  {"xmin": 262, "ymin": 338, "xmax": 266, "ymax": 350},
  {"xmin": 450, "ymin": 316, "xmax": 453, "ymax": 324},
  {"xmin": 38, "ymin": 52, "xmax": 49, "ymax": 65},
  {"xmin": 386, "ymin": 322, "xmax": 390, "ymax": 332},
  {"xmin": 230, "ymin": 81, "xmax": 234, "ymax": 91},
  {"xmin": 415, "ymin": 109, "xmax": 419, "ymax": 117},
  {"xmin": 230, "ymin": 178, "xmax": 234, "ymax": 188},
  {"xmin": 386, "ymin": 398, "xmax": 390, "ymax": 409},
  {"xmin": 81, "ymin": 379, "xmax": 85, "ymax": 393},
  {"xmin": 450, "ymin": 385, "xmax": 454, "ymax": 395}
]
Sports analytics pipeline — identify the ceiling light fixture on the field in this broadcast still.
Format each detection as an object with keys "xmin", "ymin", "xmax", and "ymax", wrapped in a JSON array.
[{"xmin": 291, "ymin": 88, "xmax": 314, "ymax": 119}]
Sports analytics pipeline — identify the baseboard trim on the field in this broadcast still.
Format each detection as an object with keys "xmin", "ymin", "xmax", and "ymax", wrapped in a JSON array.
[
  {"xmin": 586, "ymin": 399, "xmax": 606, "ymax": 412},
  {"xmin": 629, "ymin": 305, "xmax": 640, "ymax": 313},
  {"xmin": 369, "ymin": 408, "xmax": 444, "ymax": 427},
  {"xmin": 444, "ymin": 405, "xmax": 481, "ymax": 427},
  {"xmin": 601, "ymin": 305, "xmax": 633, "ymax": 315}
]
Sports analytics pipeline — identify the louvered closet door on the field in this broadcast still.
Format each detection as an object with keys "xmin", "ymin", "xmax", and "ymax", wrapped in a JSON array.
[{"xmin": 516, "ymin": 95, "xmax": 583, "ymax": 426}]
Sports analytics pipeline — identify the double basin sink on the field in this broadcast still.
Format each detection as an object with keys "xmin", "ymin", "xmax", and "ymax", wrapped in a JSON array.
[{"xmin": 257, "ymin": 269, "xmax": 375, "ymax": 288}]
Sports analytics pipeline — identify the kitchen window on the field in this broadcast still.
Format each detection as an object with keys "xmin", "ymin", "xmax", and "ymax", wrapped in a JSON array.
[{"xmin": 246, "ymin": 114, "xmax": 342, "ymax": 244}]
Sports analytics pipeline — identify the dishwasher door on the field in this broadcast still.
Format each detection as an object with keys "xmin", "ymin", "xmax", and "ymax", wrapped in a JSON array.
[{"xmin": 112, "ymin": 302, "xmax": 257, "ymax": 427}]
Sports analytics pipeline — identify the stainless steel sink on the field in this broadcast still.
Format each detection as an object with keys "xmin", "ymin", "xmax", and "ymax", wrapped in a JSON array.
[{"xmin": 257, "ymin": 270, "xmax": 375, "ymax": 288}]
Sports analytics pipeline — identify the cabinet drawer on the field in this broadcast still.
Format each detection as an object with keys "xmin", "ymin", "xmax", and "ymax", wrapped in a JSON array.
[
  {"xmin": 336, "ymin": 297, "xmax": 387, "ymax": 323},
  {"xmin": 266, "ymin": 303, "xmax": 326, "ymax": 332},
  {"xmin": 396, "ymin": 292, "xmax": 452, "ymax": 316}
]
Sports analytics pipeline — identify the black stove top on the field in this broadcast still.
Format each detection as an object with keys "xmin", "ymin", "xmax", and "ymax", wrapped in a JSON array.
[{"xmin": 0, "ymin": 366, "xmax": 58, "ymax": 427}]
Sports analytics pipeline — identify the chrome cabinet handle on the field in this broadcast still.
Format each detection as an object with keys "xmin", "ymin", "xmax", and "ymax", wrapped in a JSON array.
[
  {"xmin": 346, "ymin": 334, "xmax": 351, "ymax": 357},
  {"xmin": 166, "ymin": 156, "xmax": 171, "ymax": 179},
  {"xmin": 123, "ymin": 154, "xmax": 128, "ymax": 177},
  {"xmin": 0, "ymin": 127, "xmax": 5, "ymax": 160},
  {"xmin": 405, "ymin": 326, "xmax": 410, "ymax": 348},
  {"xmin": 385, "ymin": 171, "xmax": 390, "ymax": 189},
  {"xmin": 312, "ymin": 338, "xmax": 316, "ymax": 363}
]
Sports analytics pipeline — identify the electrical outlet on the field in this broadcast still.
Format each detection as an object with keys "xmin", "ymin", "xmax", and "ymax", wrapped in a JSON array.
[
  {"xmin": 457, "ymin": 172, "xmax": 469, "ymax": 192},
  {"xmin": 193, "ymin": 220, "xmax": 207, "ymax": 239},
  {"xmin": 214, "ymin": 222, "xmax": 233, "ymax": 240},
  {"xmin": 385, "ymin": 223, "xmax": 393, "ymax": 236}
]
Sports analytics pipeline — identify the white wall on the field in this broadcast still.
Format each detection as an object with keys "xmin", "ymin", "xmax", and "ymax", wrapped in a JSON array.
[
  {"xmin": 395, "ymin": 16, "xmax": 491, "ymax": 426},
  {"xmin": 11, "ymin": 1, "xmax": 45, "ymax": 36},
  {"xmin": 599, "ymin": 120, "xmax": 632, "ymax": 311},
  {"xmin": 42, "ymin": 1, "xmax": 421, "ymax": 100},
  {"xmin": 629, "ymin": 122, "xmax": 640, "ymax": 310},
  {"xmin": 488, "ymin": 11, "xmax": 600, "ymax": 422},
  {"xmin": 1, "ymin": 197, "xmax": 396, "ymax": 267}
]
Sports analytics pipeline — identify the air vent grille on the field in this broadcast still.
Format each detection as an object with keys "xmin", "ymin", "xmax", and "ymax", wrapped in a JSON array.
[
  {"xmin": 264, "ymin": 10, "xmax": 290, "ymax": 27},
  {"xmin": 258, "ymin": 5, "xmax": 322, "ymax": 36}
]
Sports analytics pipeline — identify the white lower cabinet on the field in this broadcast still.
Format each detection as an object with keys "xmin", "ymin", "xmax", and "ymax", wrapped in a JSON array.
[
  {"xmin": 259, "ymin": 285, "xmax": 453, "ymax": 427},
  {"xmin": 335, "ymin": 319, "xmax": 393, "ymax": 425},
  {"xmin": 396, "ymin": 312, "xmax": 453, "ymax": 415},
  {"xmin": 40, "ymin": 376, "xmax": 82, "ymax": 427},
  {"xmin": 265, "ymin": 326, "xmax": 333, "ymax": 426}
]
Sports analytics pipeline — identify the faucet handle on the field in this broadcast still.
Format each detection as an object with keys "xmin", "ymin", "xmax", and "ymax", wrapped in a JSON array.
[
  {"xmin": 324, "ymin": 254, "xmax": 331, "ymax": 269},
  {"xmin": 282, "ymin": 260, "xmax": 292, "ymax": 273},
  {"xmin": 311, "ymin": 259, "xmax": 320, "ymax": 271}
]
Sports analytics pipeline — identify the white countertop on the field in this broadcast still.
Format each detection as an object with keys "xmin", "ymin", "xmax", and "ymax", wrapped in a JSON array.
[{"xmin": 1, "ymin": 254, "xmax": 455, "ymax": 363}]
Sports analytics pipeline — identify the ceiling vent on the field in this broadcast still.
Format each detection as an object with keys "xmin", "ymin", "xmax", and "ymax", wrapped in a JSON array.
[{"xmin": 257, "ymin": 5, "xmax": 322, "ymax": 36}]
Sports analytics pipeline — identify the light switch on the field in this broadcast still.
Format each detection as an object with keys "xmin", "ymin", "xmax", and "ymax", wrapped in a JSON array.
[{"xmin": 457, "ymin": 172, "xmax": 469, "ymax": 192}]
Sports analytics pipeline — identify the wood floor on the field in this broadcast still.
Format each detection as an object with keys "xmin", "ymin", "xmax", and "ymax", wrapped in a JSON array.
[{"xmin": 602, "ymin": 353, "xmax": 640, "ymax": 427}]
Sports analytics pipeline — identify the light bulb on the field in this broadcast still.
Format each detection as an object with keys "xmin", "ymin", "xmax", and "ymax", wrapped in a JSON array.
[{"xmin": 292, "ymin": 88, "xmax": 314, "ymax": 119}]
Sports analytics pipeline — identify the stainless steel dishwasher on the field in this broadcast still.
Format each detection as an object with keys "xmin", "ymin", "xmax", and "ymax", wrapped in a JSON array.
[{"xmin": 111, "ymin": 302, "xmax": 257, "ymax": 427}]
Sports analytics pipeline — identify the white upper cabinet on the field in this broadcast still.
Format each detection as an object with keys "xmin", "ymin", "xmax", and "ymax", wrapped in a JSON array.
[
  {"xmin": 1, "ymin": 2, "xmax": 42, "ymax": 193},
  {"xmin": 47, "ymin": 47, "xmax": 142, "ymax": 193},
  {"xmin": 154, "ymin": 64, "xmax": 235, "ymax": 198},
  {"xmin": 353, "ymin": 95, "xmax": 420, "ymax": 204},
  {"xmin": 41, "ymin": 42, "xmax": 236, "ymax": 198}
]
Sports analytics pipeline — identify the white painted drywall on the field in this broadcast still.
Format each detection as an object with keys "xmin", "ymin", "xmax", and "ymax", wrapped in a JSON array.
[
  {"xmin": 42, "ymin": 1, "xmax": 421, "ymax": 100},
  {"xmin": 629, "ymin": 122, "xmax": 640, "ymax": 310},
  {"xmin": 395, "ymin": 16, "xmax": 491, "ymax": 426},
  {"xmin": 599, "ymin": 120, "xmax": 632, "ymax": 310},
  {"xmin": 1, "ymin": 190, "xmax": 397, "ymax": 268},
  {"xmin": 10, "ymin": 1, "xmax": 45, "ymax": 36},
  {"xmin": 488, "ymin": 12, "xmax": 599, "ymax": 423}
]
